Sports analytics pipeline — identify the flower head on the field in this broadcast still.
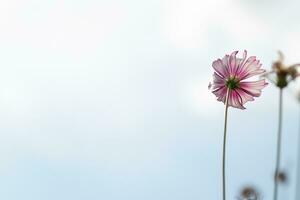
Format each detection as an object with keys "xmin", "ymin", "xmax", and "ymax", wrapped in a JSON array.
[
  {"xmin": 264, "ymin": 51, "xmax": 300, "ymax": 88},
  {"xmin": 209, "ymin": 50, "xmax": 268, "ymax": 109},
  {"xmin": 237, "ymin": 186, "xmax": 260, "ymax": 200},
  {"xmin": 275, "ymin": 170, "xmax": 289, "ymax": 185}
]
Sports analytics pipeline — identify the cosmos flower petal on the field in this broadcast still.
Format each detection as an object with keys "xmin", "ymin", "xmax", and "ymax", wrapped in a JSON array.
[
  {"xmin": 222, "ymin": 55, "xmax": 230, "ymax": 73},
  {"xmin": 239, "ymin": 80, "xmax": 268, "ymax": 97},
  {"xmin": 212, "ymin": 59, "xmax": 228, "ymax": 77},
  {"xmin": 229, "ymin": 90, "xmax": 246, "ymax": 109},
  {"xmin": 213, "ymin": 88, "xmax": 245, "ymax": 109},
  {"xmin": 243, "ymin": 68, "xmax": 266, "ymax": 80},
  {"xmin": 239, "ymin": 56, "xmax": 256, "ymax": 72},
  {"xmin": 235, "ymin": 50, "xmax": 248, "ymax": 75},
  {"xmin": 234, "ymin": 88, "xmax": 255, "ymax": 104},
  {"xmin": 240, "ymin": 50, "xmax": 248, "ymax": 66},
  {"xmin": 212, "ymin": 72, "xmax": 225, "ymax": 89},
  {"xmin": 212, "ymin": 86, "xmax": 227, "ymax": 100},
  {"xmin": 229, "ymin": 51, "xmax": 239, "ymax": 75},
  {"xmin": 239, "ymin": 58, "xmax": 264, "ymax": 80}
]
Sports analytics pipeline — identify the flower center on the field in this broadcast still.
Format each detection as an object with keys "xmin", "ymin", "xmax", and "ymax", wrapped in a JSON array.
[
  {"xmin": 276, "ymin": 70, "xmax": 289, "ymax": 89},
  {"xmin": 226, "ymin": 77, "xmax": 240, "ymax": 89}
]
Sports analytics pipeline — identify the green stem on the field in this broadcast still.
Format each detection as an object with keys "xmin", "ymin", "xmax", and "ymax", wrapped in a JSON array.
[
  {"xmin": 274, "ymin": 88, "xmax": 283, "ymax": 200},
  {"xmin": 222, "ymin": 88, "xmax": 230, "ymax": 200},
  {"xmin": 295, "ymin": 106, "xmax": 300, "ymax": 200}
]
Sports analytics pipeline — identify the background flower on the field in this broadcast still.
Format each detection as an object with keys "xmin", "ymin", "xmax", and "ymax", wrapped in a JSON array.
[
  {"xmin": 264, "ymin": 51, "xmax": 300, "ymax": 88},
  {"xmin": 237, "ymin": 186, "xmax": 261, "ymax": 200}
]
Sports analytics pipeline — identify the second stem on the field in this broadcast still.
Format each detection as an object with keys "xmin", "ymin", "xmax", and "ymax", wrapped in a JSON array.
[{"xmin": 274, "ymin": 88, "xmax": 283, "ymax": 200}]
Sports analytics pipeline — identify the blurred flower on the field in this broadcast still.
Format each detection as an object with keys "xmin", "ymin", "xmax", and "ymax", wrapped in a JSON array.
[
  {"xmin": 275, "ymin": 170, "xmax": 288, "ymax": 185},
  {"xmin": 237, "ymin": 186, "xmax": 260, "ymax": 200},
  {"xmin": 266, "ymin": 51, "xmax": 299, "ymax": 200},
  {"xmin": 264, "ymin": 51, "xmax": 300, "ymax": 88},
  {"xmin": 209, "ymin": 50, "xmax": 268, "ymax": 109}
]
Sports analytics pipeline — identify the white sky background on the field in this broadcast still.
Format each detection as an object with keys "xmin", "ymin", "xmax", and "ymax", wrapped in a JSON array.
[{"xmin": 0, "ymin": 0, "xmax": 300, "ymax": 199}]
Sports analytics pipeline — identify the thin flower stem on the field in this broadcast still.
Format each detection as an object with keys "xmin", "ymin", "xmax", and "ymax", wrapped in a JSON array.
[
  {"xmin": 295, "ymin": 106, "xmax": 300, "ymax": 200},
  {"xmin": 222, "ymin": 88, "xmax": 230, "ymax": 200},
  {"xmin": 274, "ymin": 88, "xmax": 283, "ymax": 200}
]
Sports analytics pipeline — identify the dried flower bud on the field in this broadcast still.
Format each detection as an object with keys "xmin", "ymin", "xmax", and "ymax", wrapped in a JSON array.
[
  {"xmin": 265, "ymin": 51, "xmax": 300, "ymax": 88},
  {"xmin": 275, "ymin": 170, "xmax": 288, "ymax": 184},
  {"xmin": 237, "ymin": 186, "xmax": 260, "ymax": 200}
]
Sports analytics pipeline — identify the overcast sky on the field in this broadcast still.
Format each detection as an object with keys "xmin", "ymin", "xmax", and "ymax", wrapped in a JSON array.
[{"xmin": 0, "ymin": 0, "xmax": 300, "ymax": 199}]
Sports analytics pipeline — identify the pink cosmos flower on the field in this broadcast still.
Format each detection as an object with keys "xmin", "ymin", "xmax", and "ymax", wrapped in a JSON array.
[{"xmin": 209, "ymin": 50, "xmax": 268, "ymax": 109}]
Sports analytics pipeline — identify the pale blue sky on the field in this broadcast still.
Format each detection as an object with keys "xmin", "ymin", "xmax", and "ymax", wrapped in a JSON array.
[{"xmin": 0, "ymin": 0, "xmax": 300, "ymax": 199}]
